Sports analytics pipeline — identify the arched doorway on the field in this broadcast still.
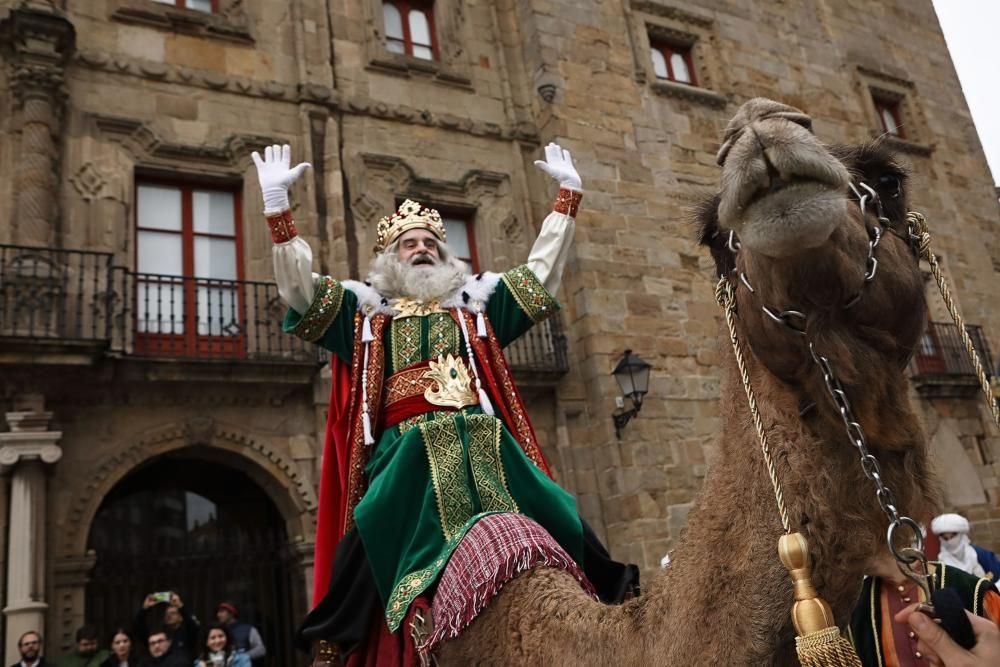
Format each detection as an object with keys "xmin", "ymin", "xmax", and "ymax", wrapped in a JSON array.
[{"xmin": 85, "ymin": 452, "xmax": 302, "ymax": 665}]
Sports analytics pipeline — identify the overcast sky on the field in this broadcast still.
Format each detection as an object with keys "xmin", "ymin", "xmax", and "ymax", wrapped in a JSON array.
[{"xmin": 932, "ymin": 0, "xmax": 1000, "ymax": 186}]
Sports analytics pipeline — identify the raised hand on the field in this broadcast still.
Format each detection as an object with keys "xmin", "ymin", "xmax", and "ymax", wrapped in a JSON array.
[
  {"xmin": 533, "ymin": 142, "xmax": 582, "ymax": 191},
  {"xmin": 251, "ymin": 144, "xmax": 311, "ymax": 213}
]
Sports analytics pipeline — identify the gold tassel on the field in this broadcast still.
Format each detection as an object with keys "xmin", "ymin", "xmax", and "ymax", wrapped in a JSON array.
[{"xmin": 779, "ymin": 533, "xmax": 862, "ymax": 667}]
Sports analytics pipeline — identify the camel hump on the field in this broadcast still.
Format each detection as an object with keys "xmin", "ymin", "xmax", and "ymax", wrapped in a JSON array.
[{"xmin": 418, "ymin": 513, "xmax": 595, "ymax": 653}]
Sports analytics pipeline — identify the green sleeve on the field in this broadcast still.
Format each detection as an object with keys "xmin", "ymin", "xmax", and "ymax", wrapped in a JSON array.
[
  {"xmin": 486, "ymin": 265, "xmax": 560, "ymax": 348},
  {"xmin": 282, "ymin": 275, "xmax": 357, "ymax": 363}
]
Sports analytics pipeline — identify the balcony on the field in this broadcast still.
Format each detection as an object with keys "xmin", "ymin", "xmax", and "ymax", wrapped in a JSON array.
[
  {"xmin": 0, "ymin": 245, "xmax": 570, "ymax": 383},
  {"xmin": 507, "ymin": 315, "xmax": 570, "ymax": 385},
  {"xmin": 910, "ymin": 321, "xmax": 995, "ymax": 399},
  {"xmin": 0, "ymin": 244, "xmax": 317, "ymax": 372}
]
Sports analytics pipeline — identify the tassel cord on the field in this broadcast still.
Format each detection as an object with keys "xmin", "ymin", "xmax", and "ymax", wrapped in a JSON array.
[{"xmin": 456, "ymin": 309, "xmax": 495, "ymax": 417}]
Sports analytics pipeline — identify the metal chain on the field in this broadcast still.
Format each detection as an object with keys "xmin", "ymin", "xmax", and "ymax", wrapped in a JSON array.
[
  {"xmin": 715, "ymin": 276, "xmax": 792, "ymax": 534},
  {"xmin": 807, "ymin": 342, "xmax": 925, "ymax": 561},
  {"xmin": 720, "ymin": 183, "xmax": 932, "ymax": 575},
  {"xmin": 908, "ymin": 211, "xmax": 1000, "ymax": 430}
]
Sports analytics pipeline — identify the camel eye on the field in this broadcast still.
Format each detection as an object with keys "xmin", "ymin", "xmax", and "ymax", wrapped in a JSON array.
[{"xmin": 878, "ymin": 172, "xmax": 901, "ymax": 198}]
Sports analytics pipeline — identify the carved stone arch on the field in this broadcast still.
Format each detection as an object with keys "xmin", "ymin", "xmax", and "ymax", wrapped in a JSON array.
[
  {"xmin": 85, "ymin": 112, "xmax": 276, "ymax": 174},
  {"xmin": 352, "ymin": 153, "xmax": 521, "ymax": 270},
  {"xmin": 58, "ymin": 418, "xmax": 317, "ymax": 560}
]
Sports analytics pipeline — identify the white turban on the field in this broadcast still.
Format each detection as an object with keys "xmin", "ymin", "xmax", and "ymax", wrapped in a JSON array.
[
  {"xmin": 931, "ymin": 513, "xmax": 985, "ymax": 577},
  {"xmin": 931, "ymin": 513, "xmax": 970, "ymax": 535}
]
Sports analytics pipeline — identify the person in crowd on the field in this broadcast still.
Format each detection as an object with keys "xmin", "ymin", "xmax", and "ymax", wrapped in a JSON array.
[
  {"xmin": 55, "ymin": 625, "xmax": 109, "ymax": 667},
  {"xmin": 932, "ymin": 513, "xmax": 1000, "ymax": 580},
  {"xmin": 133, "ymin": 592, "xmax": 199, "ymax": 662},
  {"xmin": 10, "ymin": 631, "xmax": 50, "ymax": 667},
  {"xmin": 850, "ymin": 551, "xmax": 1000, "ymax": 666},
  {"xmin": 194, "ymin": 625, "xmax": 250, "ymax": 667},
  {"xmin": 896, "ymin": 603, "xmax": 1000, "ymax": 667},
  {"xmin": 139, "ymin": 632, "xmax": 186, "ymax": 667},
  {"xmin": 214, "ymin": 603, "xmax": 265, "ymax": 665},
  {"xmin": 99, "ymin": 628, "xmax": 137, "ymax": 667}
]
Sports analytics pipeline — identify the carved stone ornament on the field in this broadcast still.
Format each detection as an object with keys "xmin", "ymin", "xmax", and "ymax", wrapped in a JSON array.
[
  {"xmin": 0, "ymin": 3, "xmax": 76, "ymax": 105},
  {"xmin": 0, "ymin": 437, "xmax": 64, "ymax": 472}
]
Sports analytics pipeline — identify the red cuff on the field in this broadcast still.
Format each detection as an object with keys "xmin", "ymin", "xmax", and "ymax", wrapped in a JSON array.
[
  {"xmin": 266, "ymin": 209, "xmax": 298, "ymax": 244},
  {"xmin": 553, "ymin": 188, "xmax": 582, "ymax": 217}
]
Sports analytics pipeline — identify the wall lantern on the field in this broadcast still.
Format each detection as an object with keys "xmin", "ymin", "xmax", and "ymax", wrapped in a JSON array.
[{"xmin": 611, "ymin": 349, "xmax": 651, "ymax": 439}]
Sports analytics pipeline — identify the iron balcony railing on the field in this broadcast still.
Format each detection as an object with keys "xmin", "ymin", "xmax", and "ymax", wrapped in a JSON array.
[
  {"xmin": 0, "ymin": 244, "xmax": 315, "ymax": 363},
  {"xmin": 911, "ymin": 321, "xmax": 994, "ymax": 397},
  {"xmin": 507, "ymin": 315, "xmax": 570, "ymax": 378},
  {"xmin": 0, "ymin": 244, "xmax": 571, "ymax": 376},
  {"xmin": 0, "ymin": 244, "xmax": 115, "ymax": 343}
]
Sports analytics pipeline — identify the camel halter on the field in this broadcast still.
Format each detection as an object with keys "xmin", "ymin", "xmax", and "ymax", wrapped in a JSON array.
[{"xmin": 714, "ymin": 183, "xmax": 999, "ymax": 667}]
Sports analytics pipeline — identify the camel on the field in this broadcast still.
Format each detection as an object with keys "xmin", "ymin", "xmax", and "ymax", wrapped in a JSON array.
[{"xmin": 435, "ymin": 98, "xmax": 940, "ymax": 665}]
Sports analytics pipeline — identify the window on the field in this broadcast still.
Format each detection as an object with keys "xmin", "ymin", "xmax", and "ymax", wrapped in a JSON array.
[
  {"xmin": 151, "ymin": 0, "xmax": 215, "ymax": 12},
  {"xmin": 134, "ymin": 181, "xmax": 244, "ymax": 357},
  {"xmin": 649, "ymin": 42, "xmax": 696, "ymax": 85},
  {"xmin": 442, "ymin": 216, "xmax": 478, "ymax": 271},
  {"xmin": 383, "ymin": 0, "xmax": 437, "ymax": 60},
  {"xmin": 874, "ymin": 98, "xmax": 904, "ymax": 138}
]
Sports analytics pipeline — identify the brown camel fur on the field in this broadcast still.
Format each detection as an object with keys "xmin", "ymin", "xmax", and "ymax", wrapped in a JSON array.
[{"xmin": 438, "ymin": 99, "xmax": 941, "ymax": 666}]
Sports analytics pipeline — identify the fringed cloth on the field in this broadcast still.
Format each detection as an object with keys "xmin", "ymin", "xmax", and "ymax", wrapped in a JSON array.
[{"xmin": 418, "ymin": 513, "xmax": 597, "ymax": 653}]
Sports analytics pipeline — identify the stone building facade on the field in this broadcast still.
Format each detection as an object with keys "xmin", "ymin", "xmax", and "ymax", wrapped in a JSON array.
[{"xmin": 0, "ymin": 0, "xmax": 997, "ymax": 662}]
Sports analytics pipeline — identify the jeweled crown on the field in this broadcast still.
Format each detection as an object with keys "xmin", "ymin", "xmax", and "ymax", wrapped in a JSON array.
[{"xmin": 374, "ymin": 199, "xmax": 446, "ymax": 254}]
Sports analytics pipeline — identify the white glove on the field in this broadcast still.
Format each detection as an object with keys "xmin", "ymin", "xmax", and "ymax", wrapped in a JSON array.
[
  {"xmin": 251, "ymin": 144, "xmax": 311, "ymax": 213},
  {"xmin": 533, "ymin": 142, "xmax": 582, "ymax": 191}
]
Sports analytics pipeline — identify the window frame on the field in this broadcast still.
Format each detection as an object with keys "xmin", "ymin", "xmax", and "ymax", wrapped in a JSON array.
[
  {"xmin": 151, "ymin": 0, "xmax": 219, "ymax": 13},
  {"xmin": 874, "ymin": 98, "xmax": 905, "ymax": 139},
  {"xmin": 133, "ymin": 176, "xmax": 245, "ymax": 358},
  {"xmin": 441, "ymin": 214, "xmax": 480, "ymax": 273},
  {"xmin": 383, "ymin": 0, "xmax": 439, "ymax": 61},
  {"xmin": 649, "ymin": 40, "xmax": 697, "ymax": 86}
]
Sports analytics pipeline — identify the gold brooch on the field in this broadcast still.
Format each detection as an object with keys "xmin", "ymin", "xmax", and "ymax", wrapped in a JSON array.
[{"xmin": 423, "ymin": 354, "xmax": 477, "ymax": 409}]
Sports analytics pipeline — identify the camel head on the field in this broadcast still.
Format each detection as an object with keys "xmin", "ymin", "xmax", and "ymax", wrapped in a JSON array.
[{"xmin": 698, "ymin": 97, "xmax": 928, "ymax": 452}]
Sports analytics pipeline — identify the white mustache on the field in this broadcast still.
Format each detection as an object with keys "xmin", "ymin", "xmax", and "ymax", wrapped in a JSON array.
[{"xmin": 410, "ymin": 253, "xmax": 437, "ymax": 266}]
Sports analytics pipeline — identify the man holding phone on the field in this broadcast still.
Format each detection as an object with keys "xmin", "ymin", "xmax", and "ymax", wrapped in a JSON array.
[{"xmin": 134, "ymin": 591, "xmax": 200, "ymax": 661}]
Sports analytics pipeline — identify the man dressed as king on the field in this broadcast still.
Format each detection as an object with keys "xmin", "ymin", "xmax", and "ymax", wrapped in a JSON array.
[{"xmin": 252, "ymin": 144, "xmax": 636, "ymax": 664}]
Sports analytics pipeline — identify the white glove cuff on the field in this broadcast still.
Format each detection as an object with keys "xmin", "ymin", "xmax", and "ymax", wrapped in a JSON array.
[{"xmin": 262, "ymin": 187, "xmax": 290, "ymax": 215}]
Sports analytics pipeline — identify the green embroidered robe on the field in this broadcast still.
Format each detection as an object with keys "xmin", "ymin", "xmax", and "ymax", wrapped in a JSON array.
[{"xmin": 284, "ymin": 265, "xmax": 584, "ymax": 631}]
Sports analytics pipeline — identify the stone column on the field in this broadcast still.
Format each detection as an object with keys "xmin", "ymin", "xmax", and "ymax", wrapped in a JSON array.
[
  {"xmin": 0, "ymin": 1, "xmax": 75, "ymax": 246},
  {"xmin": 0, "ymin": 395, "xmax": 62, "ymax": 666}
]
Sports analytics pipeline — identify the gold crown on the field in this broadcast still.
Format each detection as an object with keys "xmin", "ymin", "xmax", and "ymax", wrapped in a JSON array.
[{"xmin": 374, "ymin": 199, "xmax": 446, "ymax": 253}]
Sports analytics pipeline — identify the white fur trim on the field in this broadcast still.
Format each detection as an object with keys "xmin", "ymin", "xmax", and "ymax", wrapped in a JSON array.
[
  {"xmin": 440, "ymin": 272, "xmax": 502, "ymax": 310},
  {"xmin": 346, "ymin": 273, "xmax": 502, "ymax": 317},
  {"xmin": 342, "ymin": 280, "xmax": 395, "ymax": 317}
]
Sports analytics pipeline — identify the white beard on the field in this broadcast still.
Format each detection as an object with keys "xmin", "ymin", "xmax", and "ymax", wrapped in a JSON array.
[{"xmin": 367, "ymin": 251, "xmax": 469, "ymax": 303}]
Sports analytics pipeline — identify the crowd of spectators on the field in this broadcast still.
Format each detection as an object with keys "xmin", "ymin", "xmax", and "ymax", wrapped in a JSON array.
[{"xmin": 11, "ymin": 592, "xmax": 266, "ymax": 667}]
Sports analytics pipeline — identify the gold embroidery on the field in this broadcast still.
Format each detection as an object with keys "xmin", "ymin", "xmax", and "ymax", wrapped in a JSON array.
[
  {"xmin": 390, "ymin": 316, "xmax": 421, "ymax": 371},
  {"xmin": 419, "ymin": 418, "xmax": 474, "ymax": 541},
  {"xmin": 424, "ymin": 354, "xmax": 477, "ymax": 409},
  {"xmin": 428, "ymin": 312, "xmax": 460, "ymax": 358},
  {"xmin": 501, "ymin": 265, "xmax": 559, "ymax": 323},
  {"xmin": 343, "ymin": 313, "xmax": 389, "ymax": 532},
  {"xmin": 385, "ymin": 366, "xmax": 433, "ymax": 407},
  {"xmin": 393, "ymin": 297, "xmax": 446, "ymax": 319},
  {"xmin": 396, "ymin": 413, "xmax": 427, "ymax": 435},
  {"xmin": 290, "ymin": 276, "xmax": 344, "ymax": 342},
  {"xmin": 466, "ymin": 414, "xmax": 518, "ymax": 513}
]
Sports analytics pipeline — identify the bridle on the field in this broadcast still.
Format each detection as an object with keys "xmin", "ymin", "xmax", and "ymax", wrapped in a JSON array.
[{"xmin": 714, "ymin": 180, "xmax": 936, "ymax": 603}]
